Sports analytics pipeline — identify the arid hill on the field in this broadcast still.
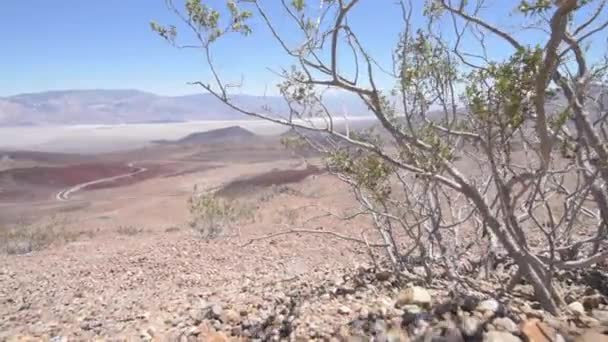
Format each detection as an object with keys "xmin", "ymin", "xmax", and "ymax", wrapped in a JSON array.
[{"xmin": 155, "ymin": 126, "xmax": 258, "ymax": 146}]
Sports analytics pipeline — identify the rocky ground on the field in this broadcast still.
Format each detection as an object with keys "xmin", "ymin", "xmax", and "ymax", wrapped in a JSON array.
[
  {"xmin": 2, "ymin": 230, "xmax": 608, "ymax": 342},
  {"xmin": 1, "ymin": 174, "xmax": 608, "ymax": 341}
]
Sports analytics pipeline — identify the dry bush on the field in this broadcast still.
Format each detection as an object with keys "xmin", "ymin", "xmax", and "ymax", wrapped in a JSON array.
[
  {"xmin": 0, "ymin": 220, "xmax": 84, "ymax": 255},
  {"xmin": 165, "ymin": 226, "xmax": 181, "ymax": 233},
  {"xmin": 155, "ymin": 0, "xmax": 608, "ymax": 313},
  {"xmin": 116, "ymin": 225, "xmax": 145, "ymax": 236},
  {"xmin": 188, "ymin": 193, "xmax": 254, "ymax": 239}
]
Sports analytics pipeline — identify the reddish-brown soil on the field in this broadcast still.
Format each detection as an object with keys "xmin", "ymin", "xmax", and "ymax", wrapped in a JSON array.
[
  {"xmin": 216, "ymin": 165, "xmax": 323, "ymax": 198},
  {"xmin": 0, "ymin": 162, "xmax": 177, "ymax": 202},
  {"xmin": 0, "ymin": 150, "xmax": 91, "ymax": 164},
  {"xmin": 0, "ymin": 163, "xmax": 132, "ymax": 187}
]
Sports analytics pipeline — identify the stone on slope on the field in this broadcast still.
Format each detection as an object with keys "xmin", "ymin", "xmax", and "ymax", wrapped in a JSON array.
[
  {"xmin": 575, "ymin": 331, "xmax": 608, "ymax": 342},
  {"xmin": 483, "ymin": 331, "xmax": 522, "ymax": 342},
  {"xmin": 568, "ymin": 302, "xmax": 586, "ymax": 316},
  {"xmin": 592, "ymin": 310, "xmax": 608, "ymax": 325},
  {"xmin": 520, "ymin": 319, "xmax": 561, "ymax": 342},
  {"xmin": 338, "ymin": 306, "xmax": 352, "ymax": 315},
  {"xmin": 460, "ymin": 315, "xmax": 482, "ymax": 337},
  {"xmin": 477, "ymin": 299, "xmax": 501, "ymax": 315},
  {"xmin": 383, "ymin": 327, "xmax": 410, "ymax": 342},
  {"xmin": 493, "ymin": 317, "xmax": 519, "ymax": 334},
  {"xmin": 396, "ymin": 287, "xmax": 432, "ymax": 308}
]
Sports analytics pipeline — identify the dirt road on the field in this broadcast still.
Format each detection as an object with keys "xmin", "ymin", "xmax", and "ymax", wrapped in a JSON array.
[{"xmin": 56, "ymin": 163, "xmax": 147, "ymax": 201}]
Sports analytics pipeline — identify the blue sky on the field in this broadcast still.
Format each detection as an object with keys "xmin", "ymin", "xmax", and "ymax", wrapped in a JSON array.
[
  {"xmin": 1, "ymin": 1, "xmax": 606, "ymax": 97},
  {"xmin": 2, "ymin": 0, "xmax": 403, "ymax": 96}
]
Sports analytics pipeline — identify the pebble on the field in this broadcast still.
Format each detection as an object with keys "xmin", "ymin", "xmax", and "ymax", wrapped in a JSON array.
[
  {"xmin": 222, "ymin": 309, "xmax": 240, "ymax": 323},
  {"xmin": 383, "ymin": 327, "xmax": 410, "ymax": 342},
  {"xmin": 401, "ymin": 305, "xmax": 422, "ymax": 314},
  {"xmin": 477, "ymin": 299, "xmax": 501, "ymax": 315},
  {"xmin": 460, "ymin": 315, "xmax": 482, "ymax": 337},
  {"xmin": 520, "ymin": 319, "xmax": 556, "ymax": 342},
  {"xmin": 210, "ymin": 304, "xmax": 223, "ymax": 319},
  {"xmin": 484, "ymin": 331, "xmax": 522, "ymax": 342},
  {"xmin": 592, "ymin": 309, "xmax": 608, "ymax": 324},
  {"xmin": 396, "ymin": 287, "xmax": 432, "ymax": 308},
  {"xmin": 568, "ymin": 302, "xmax": 586, "ymax": 316},
  {"xmin": 493, "ymin": 317, "xmax": 518, "ymax": 333},
  {"xmin": 576, "ymin": 331, "xmax": 608, "ymax": 342}
]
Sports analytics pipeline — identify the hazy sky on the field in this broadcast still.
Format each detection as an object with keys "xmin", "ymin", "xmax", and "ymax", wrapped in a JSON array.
[{"xmin": 1, "ymin": 1, "xmax": 606, "ymax": 97}]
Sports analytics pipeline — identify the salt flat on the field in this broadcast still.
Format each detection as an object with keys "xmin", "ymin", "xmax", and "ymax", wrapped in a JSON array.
[{"xmin": 0, "ymin": 117, "xmax": 375, "ymax": 153}]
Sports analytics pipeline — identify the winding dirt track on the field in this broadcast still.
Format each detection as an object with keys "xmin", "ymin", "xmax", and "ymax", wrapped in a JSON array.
[{"xmin": 55, "ymin": 163, "xmax": 147, "ymax": 201}]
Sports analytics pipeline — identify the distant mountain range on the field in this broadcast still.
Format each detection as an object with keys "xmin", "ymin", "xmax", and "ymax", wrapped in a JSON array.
[
  {"xmin": 1, "ymin": 85, "xmax": 605, "ymax": 127},
  {"xmin": 0, "ymin": 89, "xmax": 371, "ymax": 126}
]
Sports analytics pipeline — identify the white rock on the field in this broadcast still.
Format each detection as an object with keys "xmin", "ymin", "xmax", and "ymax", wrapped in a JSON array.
[
  {"xmin": 210, "ymin": 304, "xmax": 223, "ymax": 319},
  {"xmin": 338, "ymin": 306, "xmax": 351, "ymax": 315},
  {"xmin": 568, "ymin": 301, "xmax": 585, "ymax": 316},
  {"xmin": 493, "ymin": 317, "xmax": 518, "ymax": 333},
  {"xmin": 592, "ymin": 309, "xmax": 608, "ymax": 324},
  {"xmin": 401, "ymin": 304, "xmax": 422, "ymax": 314},
  {"xmin": 396, "ymin": 286, "xmax": 432, "ymax": 308},
  {"xmin": 477, "ymin": 299, "xmax": 500, "ymax": 314},
  {"xmin": 461, "ymin": 315, "xmax": 482, "ymax": 337}
]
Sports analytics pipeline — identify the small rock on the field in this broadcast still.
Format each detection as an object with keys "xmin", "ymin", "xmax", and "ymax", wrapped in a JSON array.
[
  {"xmin": 209, "ymin": 304, "xmax": 223, "ymax": 319},
  {"xmin": 459, "ymin": 296, "xmax": 480, "ymax": 312},
  {"xmin": 203, "ymin": 331, "xmax": 230, "ymax": 342},
  {"xmin": 222, "ymin": 309, "xmax": 240, "ymax": 323},
  {"xmin": 493, "ymin": 317, "xmax": 518, "ymax": 333},
  {"xmin": 484, "ymin": 331, "xmax": 522, "ymax": 342},
  {"xmin": 80, "ymin": 320, "xmax": 102, "ymax": 331},
  {"xmin": 384, "ymin": 327, "xmax": 410, "ymax": 342},
  {"xmin": 592, "ymin": 310, "xmax": 608, "ymax": 324},
  {"xmin": 376, "ymin": 271, "xmax": 392, "ymax": 282},
  {"xmin": 338, "ymin": 306, "xmax": 352, "ymax": 315},
  {"xmin": 519, "ymin": 303, "xmax": 544, "ymax": 319},
  {"xmin": 396, "ymin": 287, "xmax": 432, "ymax": 308},
  {"xmin": 139, "ymin": 330, "xmax": 153, "ymax": 341},
  {"xmin": 575, "ymin": 331, "xmax": 608, "ymax": 342},
  {"xmin": 568, "ymin": 302, "xmax": 586, "ymax": 316},
  {"xmin": 434, "ymin": 302, "xmax": 458, "ymax": 317},
  {"xmin": 410, "ymin": 318, "xmax": 430, "ymax": 337},
  {"xmin": 477, "ymin": 299, "xmax": 501, "ymax": 315},
  {"xmin": 186, "ymin": 326, "xmax": 200, "ymax": 336},
  {"xmin": 520, "ymin": 319, "xmax": 556, "ymax": 342},
  {"xmin": 460, "ymin": 315, "xmax": 482, "ymax": 337},
  {"xmin": 578, "ymin": 315, "xmax": 601, "ymax": 328},
  {"xmin": 401, "ymin": 305, "xmax": 422, "ymax": 314},
  {"xmin": 443, "ymin": 327, "xmax": 465, "ymax": 342},
  {"xmin": 189, "ymin": 309, "xmax": 205, "ymax": 324},
  {"xmin": 373, "ymin": 319, "xmax": 388, "ymax": 336},
  {"xmin": 582, "ymin": 294, "xmax": 606, "ymax": 310},
  {"xmin": 50, "ymin": 337, "xmax": 67, "ymax": 342}
]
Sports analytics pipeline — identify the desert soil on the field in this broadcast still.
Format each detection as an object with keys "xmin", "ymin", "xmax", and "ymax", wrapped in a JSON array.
[{"xmin": 1, "ymin": 135, "xmax": 607, "ymax": 341}]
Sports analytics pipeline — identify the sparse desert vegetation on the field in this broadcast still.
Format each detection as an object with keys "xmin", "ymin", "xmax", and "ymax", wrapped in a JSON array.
[
  {"xmin": 188, "ymin": 192, "xmax": 255, "ymax": 239},
  {"xmin": 0, "ymin": 219, "xmax": 92, "ymax": 255},
  {"xmin": 2, "ymin": 0, "xmax": 608, "ymax": 341}
]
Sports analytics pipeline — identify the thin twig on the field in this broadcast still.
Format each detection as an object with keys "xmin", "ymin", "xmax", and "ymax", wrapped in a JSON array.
[{"xmin": 240, "ymin": 227, "xmax": 388, "ymax": 248}]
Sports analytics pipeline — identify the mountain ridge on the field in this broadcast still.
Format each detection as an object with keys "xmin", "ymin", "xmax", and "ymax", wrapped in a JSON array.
[{"xmin": 0, "ymin": 89, "xmax": 371, "ymax": 127}]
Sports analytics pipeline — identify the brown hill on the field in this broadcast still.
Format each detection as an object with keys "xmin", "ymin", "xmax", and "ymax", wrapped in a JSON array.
[{"xmin": 154, "ymin": 126, "xmax": 258, "ymax": 146}]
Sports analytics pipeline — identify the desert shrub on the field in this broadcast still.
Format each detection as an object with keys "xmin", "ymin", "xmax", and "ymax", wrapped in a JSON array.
[
  {"xmin": 155, "ymin": 0, "xmax": 608, "ymax": 314},
  {"xmin": 116, "ymin": 225, "xmax": 144, "ymax": 236},
  {"xmin": 0, "ymin": 220, "xmax": 81, "ymax": 255},
  {"xmin": 165, "ymin": 226, "xmax": 181, "ymax": 233},
  {"xmin": 188, "ymin": 193, "xmax": 254, "ymax": 239},
  {"xmin": 279, "ymin": 207, "xmax": 301, "ymax": 225}
]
